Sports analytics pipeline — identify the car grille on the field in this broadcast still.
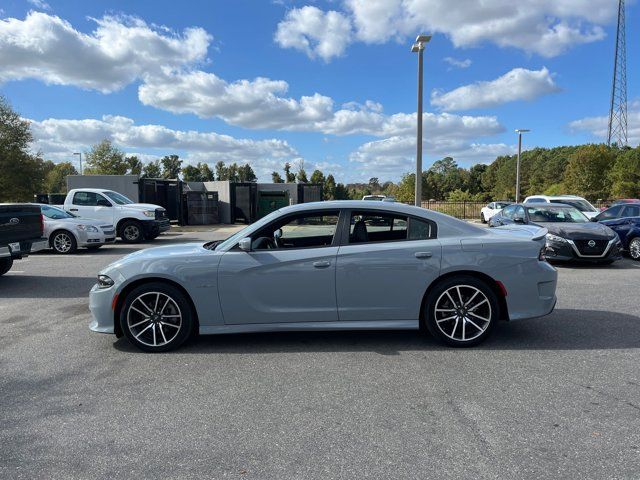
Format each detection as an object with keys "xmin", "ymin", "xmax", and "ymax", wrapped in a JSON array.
[
  {"xmin": 155, "ymin": 209, "xmax": 167, "ymax": 220},
  {"xmin": 574, "ymin": 239, "xmax": 608, "ymax": 256}
]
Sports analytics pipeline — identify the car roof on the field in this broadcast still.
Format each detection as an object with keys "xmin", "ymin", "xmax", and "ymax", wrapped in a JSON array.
[
  {"xmin": 520, "ymin": 202, "xmax": 575, "ymax": 208},
  {"xmin": 525, "ymin": 194, "xmax": 584, "ymax": 200},
  {"xmin": 68, "ymin": 188, "xmax": 114, "ymax": 193}
]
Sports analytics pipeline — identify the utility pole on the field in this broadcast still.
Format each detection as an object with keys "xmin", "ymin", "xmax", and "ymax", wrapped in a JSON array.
[
  {"xmin": 608, "ymin": 0, "xmax": 628, "ymax": 147},
  {"xmin": 73, "ymin": 152, "xmax": 83, "ymax": 175},
  {"xmin": 515, "ymin": 129, "xmax": 530, "ymax": 203},
  {"xmin": 411, "ymin": 34, "xmax": 431, "ymax": 207}
]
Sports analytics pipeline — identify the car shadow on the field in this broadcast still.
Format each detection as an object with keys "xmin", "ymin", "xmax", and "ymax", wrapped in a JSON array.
[
  {"xmin": 112, "ymin": 308, "xmax": 640, "ymax": 354},
  {"xmin": 0, "ymin": 275, "xmax": 96, "ymax": 298}
]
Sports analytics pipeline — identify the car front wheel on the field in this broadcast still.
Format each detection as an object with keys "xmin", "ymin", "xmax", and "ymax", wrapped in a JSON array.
[
  {"xmin": 0, "ymin": 257, "xmax": 13, "ymax": 276},
  {"xmin": 629, "ymin": 237, "xmax": 640, "ymax": 261},
  {"xmin": 424, "ymin": 275, "xmax": 499, "ymax": 347},
  {"xmin": 120, "ymin": 220, "xmax": 144, "ymax": 243},
  {"xmin": 120, "ymin": 282, "xmax": 194, "ymax": 352},
  {"xmin": 51, "ymin": 231, "xmax": 77, "ymax": 254}
]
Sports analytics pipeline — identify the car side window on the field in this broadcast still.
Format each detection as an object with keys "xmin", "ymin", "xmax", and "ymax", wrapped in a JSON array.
[
  {"xmin": 598, "ymin": 205, "xmax": 623, "ymax": 220},
  {"xmin": 526, "ymin": 197, "xmax": 544, "ymax": 203},
  {"xmin": 72, "ymin": 192, "xmax": 109, "ymax": 207},
  {"xmin": 348, "ymin": 211, "xmax": 433, "ymax": 244},
  {"xmin": 622, "ymin": 205, "xmax": 640, "ymax": 218},
  {"xmin": 501, "ymin": 205, "xmax": 516, "ymax": 219},
  {"xmin": 252, "ymin": 211, "xmax": 339, "ymax": 250},
  {"xmin": 514, "ymin": 206, "xmax": 526, "ymax": 219}
]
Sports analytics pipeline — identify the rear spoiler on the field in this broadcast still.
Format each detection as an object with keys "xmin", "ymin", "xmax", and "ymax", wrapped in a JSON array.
[
  {"xmin": 531, "ymin": 227, "xmax": 548, "ymax": 241},
  {"xmin": 492, "ymin": 225, "xmax": 548, "ymax": 241}
]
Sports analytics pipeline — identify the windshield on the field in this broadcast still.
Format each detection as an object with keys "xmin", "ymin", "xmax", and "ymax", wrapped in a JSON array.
[
  {"xmin": 103, "ymin": 191, "xmax": 134, "ymax": 205},
  {"xmin": 41, "ymin": 205, "xmax": 75, "ymax": 219},
  {"xmin": 526, "ymin": 206, "xmax": 588, "ymax": 223},
  {"xmin": 495, "ymin": 202, "xmax": 511, "ymax": 209},
  {"xmin": 550, "ymin": 199, "xmax": 596, "ymax": 212}
]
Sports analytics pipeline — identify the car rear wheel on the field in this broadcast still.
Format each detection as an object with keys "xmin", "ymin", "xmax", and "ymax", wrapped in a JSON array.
[
  {"xmin": 120, "ymin": 282, "xmax": 194, "ymax": 352},
  {"xmin": 120, "ymin": 220, "xmax": 144, "ymax": 243},
  {"xmin": 0, "ymin": 257, "xmax": 13, "ymax": 276},
  {"xmin": 51, "ymin": 231, "xmax": 77, "ymax": 254},
  {"xmin": 629, "ymin": 238, "xmax": 640, "ymax": 261},
  {"xmin": 481, "ymin": 213, "xmax": 487, "ymax": 223},
  {"xmin": 424, "ymin": 275, "xmax": 498, "ymax": 347}
]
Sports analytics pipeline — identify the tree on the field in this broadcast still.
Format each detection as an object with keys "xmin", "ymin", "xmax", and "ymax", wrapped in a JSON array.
[
  {"xmin": 334, "ymin": 183, "xmax": 350, "ymax": 200},
  {"xmin": 563, "ymin": 144, "xmax": 615, "ymax": 199},
  {"xmin": 215, "ymin": 161, "xmax": 228, "ymax": 180},
  {"xmin": 609, "ymin": 147, "xmax": 640, "ymax": 198},
  {"xmin": 182, "ymin": 164, "xmax": 204, "ymax": 182},
  {"xmin": 272, "ymin": 171, "xmax": 284, "ymax": 183},
  {"xmin": 161, "ymin": 154, "xmax": 182, "ymax": 179},
  {"xmin": 283, "ymin": 162, "xmax": 296, "ymax": 183},
  {"xmin": 324, "ymin": 174, "xmax": 336, "ymax": 200},
  {"xmin": 227, "ymin": 163, "xmax": 240, "ymax": 182},
  {"xmin": 126, "ymin": 155, "xmax": 143, "ymax": 175},
  {"xmin": 310, "ymin": 169, "xmax": 325, "ymax": 185},
  {"xmin": 84, "ymin": 139, "xmax": 129, "ymax": 175},
  {"xmin": 296, "ymin": 168, "xmax": 308, "ymax": 183},
  {"xmin": 238, "ymin": 164, "xmax": 257, "ymax": 182},
  {"xmin": 141, "ymin": 160, "xmax": 162, "ymax": 179},
  {"xmin": 44, "ymin": 162, "xmax": 78, "ymax": 193},
  {"xmin": 0, "ymin": 96, "xmax": 49, "ymax": 201},
  {"xmin": 368, "ymin": 177, "xmax": 380, "ymax": 192}
]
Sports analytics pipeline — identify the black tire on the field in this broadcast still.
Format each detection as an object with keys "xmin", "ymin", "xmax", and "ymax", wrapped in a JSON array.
[
  {"xmin": 147, "ymin": 232, "xmax": 160, "ymax": 241},
  {"xmin": 629, "ymin": 237, "xmax": 640, "ymax": 261},
  {"xmin": 423, "ymin": 275, "xmax": 499, "ymax": 347},
  {"xmin": 51, "ymin": 230, "xmax": 77, "ymax": 254},
  {"xmin": 120, "ymin": 282, "xmax": 194, "ymax": 352},
  {"xmin": 119, "ymin": 220, "xmax": 144, "ymax": 244},
  {"xmin": 0, "ymin": 257, "xmax": 13, "ymax": 276},
  {"xmin": 481, "ymin": 213, "xmax": 487, "ymax": 224}
]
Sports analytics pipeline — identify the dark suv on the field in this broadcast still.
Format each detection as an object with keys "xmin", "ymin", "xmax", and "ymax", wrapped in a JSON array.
[{"xmin": 595, "ymin": 204, "xmax": 640, "ymax": 260}]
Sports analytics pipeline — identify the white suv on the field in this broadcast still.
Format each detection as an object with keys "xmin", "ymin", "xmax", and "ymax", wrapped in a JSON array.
[{"xmin": 523, "ymin": 195, "xmax": 600, "ymax": 219}]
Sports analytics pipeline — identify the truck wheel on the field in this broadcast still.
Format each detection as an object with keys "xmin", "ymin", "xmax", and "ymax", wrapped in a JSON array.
[
  {"xmin": 120, "ymin": 220, "xmax": 144, "ymax": 243},
  {"xmin": 51, "ymin": 230, "xmax": 77, "ymax": 254},
  {"xmin": 0, "ymin": 257, "xmax": 13, "ymax": 276}
]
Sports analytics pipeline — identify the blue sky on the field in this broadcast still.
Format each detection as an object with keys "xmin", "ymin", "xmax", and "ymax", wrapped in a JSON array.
[{"xmin": 0, "ymin": 0, "xmax": 637, "ymax": 182}]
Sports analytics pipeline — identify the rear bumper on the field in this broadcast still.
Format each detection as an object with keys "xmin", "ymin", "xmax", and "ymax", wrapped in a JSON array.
[
  {"xmin": 498, "ymin": 259, "xmax": 558, "ymax": 321},
  {"xmin": 1, "ymin": 238, "xmax": 48, "ymax": 259}
]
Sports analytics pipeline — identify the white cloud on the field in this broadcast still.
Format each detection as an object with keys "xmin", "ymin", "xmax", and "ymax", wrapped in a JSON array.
[
  {"xmin": 0, "ymin": 12, "xmax": 210, "ymax": 92},
  {"xmin": 443, "ymin": 57, "xmax": 471, "ymax": 69},
  {"xmin": 431, "ymin": 67, "xmax": 560, "ymax": 111},
  {"xmin": 278, "ymin": 0, "xmax": 615, "ymax": 61},
  {"xmin": 568, "ymin": 100, "xmax": 640, "ymax": 146},
  {"xmin": 28, "ymin": 115, "xmax": 300, "ymax": 179},
  {"xmin": 274, "ymin": 6, "xmax": 351, "ymax": 62},
  {"xmin": 27, "ymin": 0, "xmax": 51, "ymax": 10}
]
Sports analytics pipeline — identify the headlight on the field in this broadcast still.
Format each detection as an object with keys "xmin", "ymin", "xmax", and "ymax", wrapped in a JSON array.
[
  {"xmin": 77, "ymin": 224, "xmax": 98, "ymax": 232},
  {"xmin": 545, "ymin": 233, "xmax": 567, "ymax": 243},
  {"xmin": 143, "ymin": 210, "xmax": 155, "ymax": 218},
  {"xmin": 97, "ymin": 275, "xmax": 114, "ymax": 289}
]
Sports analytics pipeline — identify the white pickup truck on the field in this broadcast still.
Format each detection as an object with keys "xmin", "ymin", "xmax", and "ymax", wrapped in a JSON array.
[{"xmin": 61, "ymin": 189, "xmax": 170, "ymax": 243}]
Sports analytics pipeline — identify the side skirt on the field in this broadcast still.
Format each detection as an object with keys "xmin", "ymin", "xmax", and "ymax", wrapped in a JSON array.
[{"xmin": 200, "ymin": 320, "xmax": 419, "ymax": 335}]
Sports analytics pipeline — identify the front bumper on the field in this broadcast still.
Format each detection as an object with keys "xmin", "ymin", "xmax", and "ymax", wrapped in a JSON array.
[
  {"xmin": 89, "ymin": 283, "xmax": 117, "ymax": 334},
  {"xmin": 76, "ymin": 228, "xmax": 117, "ymax": 247},
  {"xmin": 543, "ymin": 237, "xmax": 622, "ymax": 263},
  {"xmin": 142, "ymin": 219, "xmax": 171, "ymax": 237}
]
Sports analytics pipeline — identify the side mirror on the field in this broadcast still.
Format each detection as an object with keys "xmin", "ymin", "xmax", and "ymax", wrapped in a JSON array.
[
  {"xmin": 274, "ymin": 228, "xmax": 283, "ymax": 240},
  {"xmin": 590, "ymin": 217, "xmax": 599, "ymax": 222},
  {"xmin": 97, "ymin": 200, "xmax": 111, "ymax": 207},
  {"xmin": 238, "ymin": 237, "xmax": 252, "ymax": 252},
  {"xmin": 513, "ymin": 216, "xmax": 526, "ymax": 224}
]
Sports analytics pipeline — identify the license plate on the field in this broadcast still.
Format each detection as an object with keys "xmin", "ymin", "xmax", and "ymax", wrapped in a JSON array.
[{"xmin": 8, "ymin": 242, "xmax": 20, "ymax": 253}]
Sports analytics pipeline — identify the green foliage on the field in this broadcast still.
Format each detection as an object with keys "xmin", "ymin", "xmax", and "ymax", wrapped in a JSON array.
[
  {"xmin": 182, "ymin": 163, "xmax": 214, "ymax": 182},
  {"xmin": 310, "ymin": 169, "xmax": 325, "ymax": 185},
  {"xmin": 609, "ymin": 148, "xmax": 640, "ymax": 198},
  {"xmin": 238, "ymin": 164, "xmax": 257, "ymax": 182},
  {"xmin": 271, "ymin": 171, "xmax": 284, "ymax": 183},
  {"xmin": 160, "ymin": 154, "xmax": 182, "ymax": 179},
  {"xmin": 141, "ymin": 160, "xmax": 162, "ymax": 179},
  {"xmin": 44, "ymin": 162, "xmax": 78, "ymax": 193},
  {"xmin": 563, "ymin": 144, "xmax": 614, "ymax": 199},
  {"xmin": 126, "ymin": 156, "xmax": 143, "ymax": 175},
  {"xmin": 296, "ymin": 168, "xmax": 308, "ymax": 183},
  {"xmin": 283, "ymin": 162, "xmax": 296, "ymax": 183},
  {"xmin": 324, "ymin": 174, "xmax": 336, "ymax": 200},
  {"xmin": 84, "ymin": 140, "xmax": 129, "ymax": 175}
]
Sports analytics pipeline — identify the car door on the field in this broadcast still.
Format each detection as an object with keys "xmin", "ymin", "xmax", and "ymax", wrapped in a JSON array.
[
  {"xmin": 494, "ymin": 205, "xmax": 517, "ymax": 225},
  {"xmin": 68, "ymin": 191, "xmax": 114, "ymax": 223},
  {"xmin": 335, "ymin": 210, "xmax": 441, "ymax": 321},
  {"xmin": 609, "ymin": 205, "xmax": 640, "ymax": 244},
  {"xmin": 218, "ymin": 210, "xmax": 341, "ymax": 325}
]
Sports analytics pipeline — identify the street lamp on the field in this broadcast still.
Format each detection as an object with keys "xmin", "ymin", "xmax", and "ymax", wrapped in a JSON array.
[
  {"xmin": 73, "ymin": 152, "xmax": 83, "ymax": 175},
  {"xmin": 411, "ymin": 34, "xmax": 431, "ymax": 207},
  {"xmin": 514, "ymin": 129, "xmax": 530, "ymax": 203}
]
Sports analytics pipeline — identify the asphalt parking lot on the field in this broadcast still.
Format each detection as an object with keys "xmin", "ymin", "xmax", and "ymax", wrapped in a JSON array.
[{"xmin": 1, "ymin": 230, "xmax": 640, "ymax": 479}]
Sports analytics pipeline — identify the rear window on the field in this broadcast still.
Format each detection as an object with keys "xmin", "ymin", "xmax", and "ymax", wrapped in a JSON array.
[{"xmin": 349, "ymin": 211, "xmax": 434, "ymax": 244}]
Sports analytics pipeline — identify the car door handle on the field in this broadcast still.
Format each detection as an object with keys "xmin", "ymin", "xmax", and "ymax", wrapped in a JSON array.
[
  {"xmin": 313, "ymin": 260, "xmax": 332, "ymax": 268},
  {"xmin": 69, "ymin": 208, "xmax": 78, "ymax": 211},
  {"xmin": 415, "ymin": 252, "xmax": 433, "ymax": 259}
]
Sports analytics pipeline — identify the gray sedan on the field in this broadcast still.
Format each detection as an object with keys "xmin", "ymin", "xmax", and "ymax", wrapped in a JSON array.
[
  {"xmin": 40, "ymin": 204, "xmax": 116, "ymax": 254},
  {"xmin": 89, "ymin": 201, "xmax": 558, "ymax": 352}
]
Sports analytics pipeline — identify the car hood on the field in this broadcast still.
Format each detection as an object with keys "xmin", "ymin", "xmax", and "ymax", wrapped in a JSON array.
[
  {"xmin": 536, "ymin": 221, "xmax": 614, "ymax": 239},
  {"xmin": 121, "ymin": 203, "xmax": 164, "ymax": 211}
]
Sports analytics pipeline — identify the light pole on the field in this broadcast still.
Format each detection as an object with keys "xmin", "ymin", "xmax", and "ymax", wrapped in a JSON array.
[
  {"xmin": 514, "ymin": 129, "xmax": 530, "ymax": 203},
  {"xmin": 73, "ymin": 152, "xmax": 83, "ymax": 175},
  {"xmin": 411, "ymin": 34, "xmax": 431, "ymax": 207}
]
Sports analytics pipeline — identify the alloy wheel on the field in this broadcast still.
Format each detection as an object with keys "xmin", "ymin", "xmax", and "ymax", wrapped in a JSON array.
[
  {"xmin": 630, "ymin": 238, "xmax": 640, "ymax": 260},
  {"xmin": 53, "ymin": 233, "xmax": 72, "ymax": 253},
  {"xmin": 126, "ymin": 292, "xmax": 182, "ymax": 347},
  {"xmin": 123, "ymin": 225, "xmax": 141, "ymax": 241},
  {"xmin": 433, "ymin": 285, "xmax": 492, "ymax": 342}
]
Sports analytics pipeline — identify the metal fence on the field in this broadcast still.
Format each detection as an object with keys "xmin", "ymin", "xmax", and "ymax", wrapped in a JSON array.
[{"xmin": 398, "ymin": 200, "xmax": 616, "ymax": 220}]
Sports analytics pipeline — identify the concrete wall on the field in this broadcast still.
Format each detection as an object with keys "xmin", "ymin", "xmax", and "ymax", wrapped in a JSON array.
[
  {"xmin": 257, "ymin": 183, "xmax": 297, "ymax": 204},
  {"xmin": 67, "ymin": 175, "xmax": 140, "ymax": 202},
  {"xmin": 203, "ymin": 181, "xmax": 231, "ymax": 223}
]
